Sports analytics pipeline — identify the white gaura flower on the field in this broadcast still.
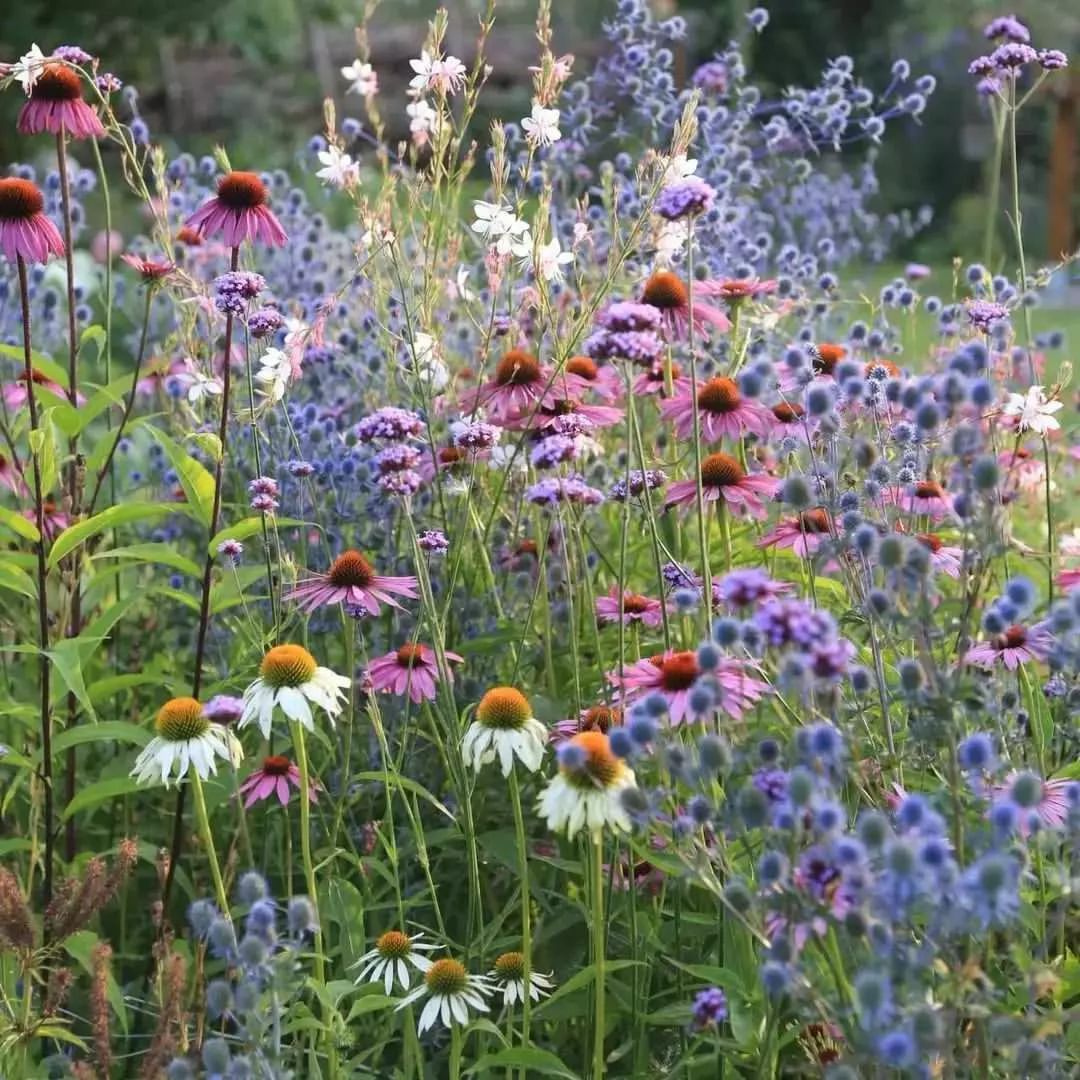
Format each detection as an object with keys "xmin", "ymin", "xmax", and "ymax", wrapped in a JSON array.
[
  {"xmin": 409, "ymin": 50, "xmax": 467, "ymax": 95},
  {"xmin": 471, "ymin": 201, "xmax": 531, "ymax": 259},
  {"xmin": 659, "ymin": 151, "xmax": 698, "ymax": 184},
  {"xmin": 254, "ymin": 347, "xmax": 293, "ymax": 403},
  {"xmin": 406, "ymin": 99, "xmax": 437, "ymax": 144},
  {"xmin": 453, "ymin": 265, "xmax": 475, "ymax": 302},
  {"xmin": 131, "ymin": 697, "xmax": 243, "ymax": 788},
  {"xmin": 538, "ymin": 731, "xmax": 637, "ymax": 838},
  {"xmin": 240, "ymin": 644, "xmax": 350, "ymax": 738},
  {"xmin": 654, "ymin": 220, "xmax": 690, "ymax": 267},
  {"xmin": 1002, "ymin": 385, "xmax": 1063, "ymax": 437},
  {"xmin": 187, "ymin": 371, "xmax": 223, "ymax": 405},
  {"xmin": 531, "ymin": 236, "xmax": 574, "ymax": 283},
  {"xmin": 12, "ymin": 44, "xmax": 48, "ymax": 96},
  {"xmin": 489, "ymin": 951, "xmax": 554, "ymax": 1006},
  {"xmin": 316, "ymin": 145, "xmax": 360, "ymax": 190},
  {"xmin": 396, "ymin": 957, "xmax": 492, "ymax": 1033},
  {"xmin": 521, "ymin": 102, "xmax": 562, "ymax": 147},
  {"xmin": 462, "ymin": 687, "xmax": 547, "ymax": 776},
  {"xmin": 351, "ymin": 930, "xmax": 436, "ymax": 994},
  {"xmin": 409, "ymin": 332, "xmax": 449, "ymax": 391},
  {"xmin": 341, "ymin": 59, "xmax": 378, "ymax": 98}
]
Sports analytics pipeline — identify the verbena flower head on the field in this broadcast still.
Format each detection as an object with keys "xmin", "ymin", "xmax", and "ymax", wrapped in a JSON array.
[
  {"xmin": 538, "ymin": 730, "xmax": 637, "ymax": 837},
  {"xmin": 131, "ymin": 697, "xmax": 242, "ymax": 788},
  {"xmin": 285, "ymin": 550, "xmax": 418, "ymax": 614},
  {"xmin": 395, "ymin": 956, "xmax": 492, "ymax": 1032},
  {"xmin": 654, "ymin": 177, "xmax": 716, "ymax": 221},
  {"xmin": 0, "ymin": 178, "xmax": 64, "ymax": 264},
  {"xmin": 185, "ymin": 171, "xmax": 288, "ymax": 248},
  {"xmin": 240, "ymin": 644, "xmax": 350, "ymax": 738},
  {"xmin": 463, "ymin": 687, "xmax": 547, "ymax": 776},
  {"xmin": 18, "ymin": 62, "xmax": 104, "ymax": 138},
  {"xmin": 352, "ymin": 930, "xmax": 436, "ymax": 994}
]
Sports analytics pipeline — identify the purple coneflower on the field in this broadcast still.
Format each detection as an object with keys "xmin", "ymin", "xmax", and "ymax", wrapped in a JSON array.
[
  {"xmin": 758, "ymin": 509, "xmax": 833, "ymax": 558},
  {"xmin": 0, "ymin": 178, "xmax": 64, "ymax": 265},
  {"xmin": 366, "ymin": 643, "xmax": 463, "ymax": 704},
  {"xmin": 994, "ymin": 771, "xmax": 1072, "ymax": 834},
  {"xmin": 887, "ymin": 479, "xmax": 954, "ymax": 521},
  {"xmin": 185, "ymin": 171, "xmax": 288, "ymax": 248},
  {"xmin": 916, "ymin": 533, "xmax": 964, "ymax": 578},
  {"xmin": 551, "ymin": 703, "xmax": 623, "ymax": 744},
  {"xmin": 121, "ymin": 252, "xmax": 174, "ymax": 282},
  {"xmin": 17, "ymin": 63, "xmax": 104, "ymax": 139},
  {"xmin": 239, "ymin": 755, "xmax": 318, "ymax": 808},
  {"xmin": 595, "ymin": 586, "xmax": 666, "ymax": 628},
  {"xmin": 660, "ymin": 376, "xmax": 772, "ymax": 442},
  {"xmin": 640, "ymin": 270, "xmax": 731, "ymax": 338},
  {"xmin": 285, "ymin": 550, "xmax": 418, "ymax": 614},
  {"xmin": 963, "ymin": 623, "xmax": 1051, "ymax": 670},
  {"xmin": 664, "ymin": 452, "xmax": 778, "ymax": 520},
  {"xmin": 457, "ymin": 349, "xmax": 559, "ymax": 424}
]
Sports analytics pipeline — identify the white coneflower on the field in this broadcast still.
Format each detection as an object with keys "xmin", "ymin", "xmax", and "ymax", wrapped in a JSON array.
[
  {"xmin": 351, "ymin": 930, "xmax": 436, "ymax": 994},
  {"xmin": 396, "ymin": 957, "xmax": 492, "ymax": 1032},
  {"xmin": 489, "ymin": 951, "xmax": 554, "ymax": 1006},
  {"xmin": 240, "ymin": 644, "xmax": 350, "ymax": 738},
  {"xmin": 462, "ymin": 687, "xmax": 547, "ymax": 776},
  {"xmin": 538, "ymin": 731, "xmax": 636, "ymax": 838},
  {"xmin": 131, "ymin": 697, "xmax": 242, "ymax": 788}
]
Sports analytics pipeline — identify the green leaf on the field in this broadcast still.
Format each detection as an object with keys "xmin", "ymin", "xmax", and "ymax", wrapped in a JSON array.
[
  {"xmin": 465, "ymin": 1048, "xmax": 580, "ymax": 1078},
  {"xmin": 0, "ymin": 344, "xmax": 65, "ymax": 386},
  {"xmin": 51, "ymin": 375, "xmax": 131, "ymax": 437},
  {"xmin": 344, "ymin": 994, "xmax": 395, "ymax": 1022},
  {"xmin": 149, "ymin": 425, "xmax": 216, "ymax": 526},
  {"xmin": 79, "ymin": 324, "xmax": 107, "ymax": 364},
  {"xmin": 535, "ymin": 960, "xmax": 641, "ymax": 1016},
  {"xmin": 48, "ymin": 502, "xmax": 181, "ymax": 568},
  {"xmin": 93, "ymin": 542, "xmax": 202, "ymax": 578},
  {"xmin": 88, "ymin": 673, "xmax": 168, "ymax": 704},
  {"xmin": 0, "ymin": 560, "xmax": 36, "ymax": 599},
  {"xmin": 62, "ymin": 776, "xmax": 143, "ymax": 819},
  {"xmin": 63, "ymin": 929, "xmax": 128, "ymax": 1034},
  {"xmin": 49, "ymin": 720, "xmax": 152, "ymax": 758},
  {"xmin": 209, "ymin": 516, "xmax": 304, "ymax": 554},
  {"xmin": 46, "ymin": 638, "xmax": 97, "ymax": 721},
  {"xmin": 0, "ymin": 505, "xmax": 39, "ymax": 542},
  {"xmin": 35, "ymin": 410, "xmax": 59, "ymax": 497},
  {"xmin": 352, "ymin": 771, "xmax": 454, "ymax": 821}
]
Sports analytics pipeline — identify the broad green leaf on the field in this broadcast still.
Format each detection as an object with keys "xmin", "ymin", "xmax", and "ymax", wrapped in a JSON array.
[
  {"xmin": 62, "ymin": 776, "xmax": 143, "ymax": 819},
  {"xmin": 93, "ymin": 543, "xmax": 201, "ymax": 578},
  {"xmin": 149, "ymin": 425, "xmax": 216, "ymax": 526},
  {"xmin": 344, "ymin": 994, "xmax": 395, "ymax": 1022},
  {"xmin": 35, "ymin": 410, "xmax": 59, "ymax": 496},
  {"xmin": 0, "ymin": 505, "xmax": 39, "ymax": 542},
  {"xmin": 209, "ymin": 516, "xmax": 304, "ymax": 554},
  {"xmin": 33, "ymin": 1024, "xmax": 87, "ymax": 1050},
  {"xmin": 534, "ymin": 960, "xmax": 640, "ymax": 1016},
  {"xmin": 49, "ymin": 720, "xmax": 152, "ymax": 758},
  {"xmin": 48, "ymin": 502, "xmax": 180, "ymax": 568},
  {"xmin": 352, "ymin": 771, "xmax": 454, "ymax": 821},
  {"xmin": 88, "ymin": 672, "xmax": 168, "ymax": 704},
  {"xmin": 51, "ymin": 374, "xmax": 131, "ymax": 437},
  {"xmin": 465, "ymin": 1048, "xmax": 580, "ymax": 1078},
  {"xmin": 0, "ymin": 560, "xmax": 36, "ymax": 598},
  {"xmin": 79, "ymin": 324, "xmax": 106, "ymax": 364},
  {"xmin": 47, "ymin": 638, "xmax": 97, "ymax": 721},
  {"xmin": 63, "ymin": 930, "xmax": 128, "ymax": 1034}
]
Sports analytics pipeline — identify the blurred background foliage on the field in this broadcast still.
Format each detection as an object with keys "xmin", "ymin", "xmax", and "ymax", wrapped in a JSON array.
[{"xmin": 1, "ymin": 0, "xmax": 1078, "ymax": 262}]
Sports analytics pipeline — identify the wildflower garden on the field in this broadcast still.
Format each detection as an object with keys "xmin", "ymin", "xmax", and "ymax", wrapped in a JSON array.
[{"xmin": 1, "ymin": 2, "xmax": 1079, "ymax": 1076}]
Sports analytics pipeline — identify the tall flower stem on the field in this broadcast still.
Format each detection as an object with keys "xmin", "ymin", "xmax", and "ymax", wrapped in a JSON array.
[
  {"xmin": 982, "ymin": 101, "xmax": 1007, "ymax": 269},
  {"xmin": 163, "ymin": 245, "xmax": 240, "ymax": 914},
  {"xmin": 331, "ymin": 613, "xmax": 357, "ymax": 849},
  {"xmin": 17, "ymin": 257, "xmax": 54, "ymax": 918},
  {"xmin": 188, "ymin": 770, "xmax": 229, "ymax": 919},
  {"xmin": 591, "ymin": 833, "xmax": 606, "ymax": 1078},
  {"xmin": 508, "ymin": 770, "xmax": 533, "ymax": 1054}
]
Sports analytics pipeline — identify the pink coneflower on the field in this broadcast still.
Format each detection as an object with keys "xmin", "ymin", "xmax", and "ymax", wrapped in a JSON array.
[
  {"xmin": 457, "ymin": 349, "xmax": 559, "ymax": 423},
  {"xmin": 888, "ymin": 479, "xmax": 954, "ymax": 521},
  {"xmin": 506, "ymin": 397, "xmax": 623, "ymax": 433},
  {"xmin": 998, "ymin": 447, "xmax": 1046, "ymax": 494},
  {"xmin": 366, "ymin": 643, "xmax": 463, "ymax": 704},
  {"xmin": 660, "ymin": 376, "xmax": 772, "ymax": 442},
  {"xmin": 238, "ymin": 755, "xmax": 318, "ymax": 808},
  {"xmin": 595, "ymin": 586, "xmax": 666, "ymax": 628},
  {"xmin": 23, "ymin": 497, "xmax": 69, "ymax": 541},
  {"xmin": 769, "ymin": 401, "xmax": 813, "ymax": 442},
  {"xmin": 552, "ymin": 703, "xmax": 623, "ymax": 743},
  {"xmin": 916, "ymin": 533, "xmax": 964, "ymax": 578},
  {"xmin": 285, "ymin": 550, "xmax": 418, "ymax": 614},
  {"xmin": 1057, "ymin": 568, "xmax": 1080, "ymax": 590},
  {"xmin": 0, "ymin": 178, "xmax": 64, "ymax": 265},
  {"xmin": 564, "ymin": 355, "xmax": 623, "ymax": 402},
  {"xmin": 417, "ymin": 445, "xmax": 471, "ymax": 486},
  {"xmin": 994, "ymin": 772, "xmax": 1072, "ymax": 835},
  {"xmin": 2, "ymin": 368, "xmax": 69, "ymax": 409},
  {"xmin": 640, "ymin": 270, "xmax": 732, "ymax": 338},
  {"xmin": 613, "ymin": 651, "xmax": 768, "ymax": 724},
  {"xmin": 964, "ymin": 623, "xmax": 1051, "ymax": 670},
  {"xmin": 758, "ymin": 509, "xmax": 833, "ymax": 557},
  {"xmin": 664, "ymin": 452, "xmax": 778, "ymax": 520},
  {"xmin": 136, "ymin": 357, "xmax": 195, "ymax": 397},
  {"xmin": 713, "ymin": 277, "xmax": 778, "ymax": 303},
  {"xmin": 121, "ymin": 252, "xmax": 175, "ymax": 282},
  {"xmin": 632, "ymin": 360, "xmax": 690, "ymax": 398},
  {"xmin": 811, "ymin": 343, "xmax": 846, "ymax": 378},
  {"xmin": 17, "ymin": 64, "xmax": 104, "ymax": 139},
  {"xmin": 184, "ymin": 171, "xmax": 288, "ymax": 248},
  {"xmin": 0, "ymin": 453, "xmax": 25, "ymax": 496}
]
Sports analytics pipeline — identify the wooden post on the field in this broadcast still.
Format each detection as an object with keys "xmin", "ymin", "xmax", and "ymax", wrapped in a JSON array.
[{"xmin": 1047, "ymin": 71, "xmax": 1079, "ymax": 262}]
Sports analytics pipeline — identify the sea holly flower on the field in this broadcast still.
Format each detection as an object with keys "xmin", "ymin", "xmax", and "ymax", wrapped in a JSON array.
[
  {"xmin": 395, "ymin": 957, "xmax": 492, "ymax": 1033},
  {"xmin": 240, "ymin": 645, "xmax": 350, "ymax": 738},
  {"xmin": 238, "ymin": 756, "xmax": 318, "ymax": 808},
  {"xmin": 17, "ymin": 62, "xmax": 104, "ymax": 139},
  {"xmin": 185, "ymin": 171, "xmax": 288, "ymax": 248},
  {"xmin": 131, "ymin": 698, "xmax": 242, "ymax": 788},
  {"xmin": 664, "ymin": 452, "xmax": 779, "ymax": 519},
  {"xmin": 285, "ymin": 550, "xmax": 418, "ymax": 614},
  {"xmin": 538, "ymin": 731, "xmax": 637, "ymax": 838},
  {"xmin": 488, "ymin": 952, "xmax": 554, "ymax": 1005},
  {"xmin": 0, "ymin": 178, "xmax": 64, "ymax": 264},
  {"xmin": 366, "ymin": 643, "xmax": 463, "ymax": 704},
  {"xmin": 1001, "ymin": 385, "xmax": 1062, "ymax": 436},
  {"xmin": 352, "ymin": 930, "xmax": 436, "ymax": 994},
  {"xmin": 462, "ymin": 687, "xmax": 547, "ymax": 776}
]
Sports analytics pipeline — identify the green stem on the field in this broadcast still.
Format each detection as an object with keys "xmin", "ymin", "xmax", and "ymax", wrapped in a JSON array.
[
  {"xmin": 189, "ymin": 770, "xmax": 230, "ymax": 919},
  {"xmin": 508, "ymin": 770, "xmax": 532, "ymax": 1054},
  {"xmin": 591, "ymin": 833, "xmax": 606, "ymax": 1078}
]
